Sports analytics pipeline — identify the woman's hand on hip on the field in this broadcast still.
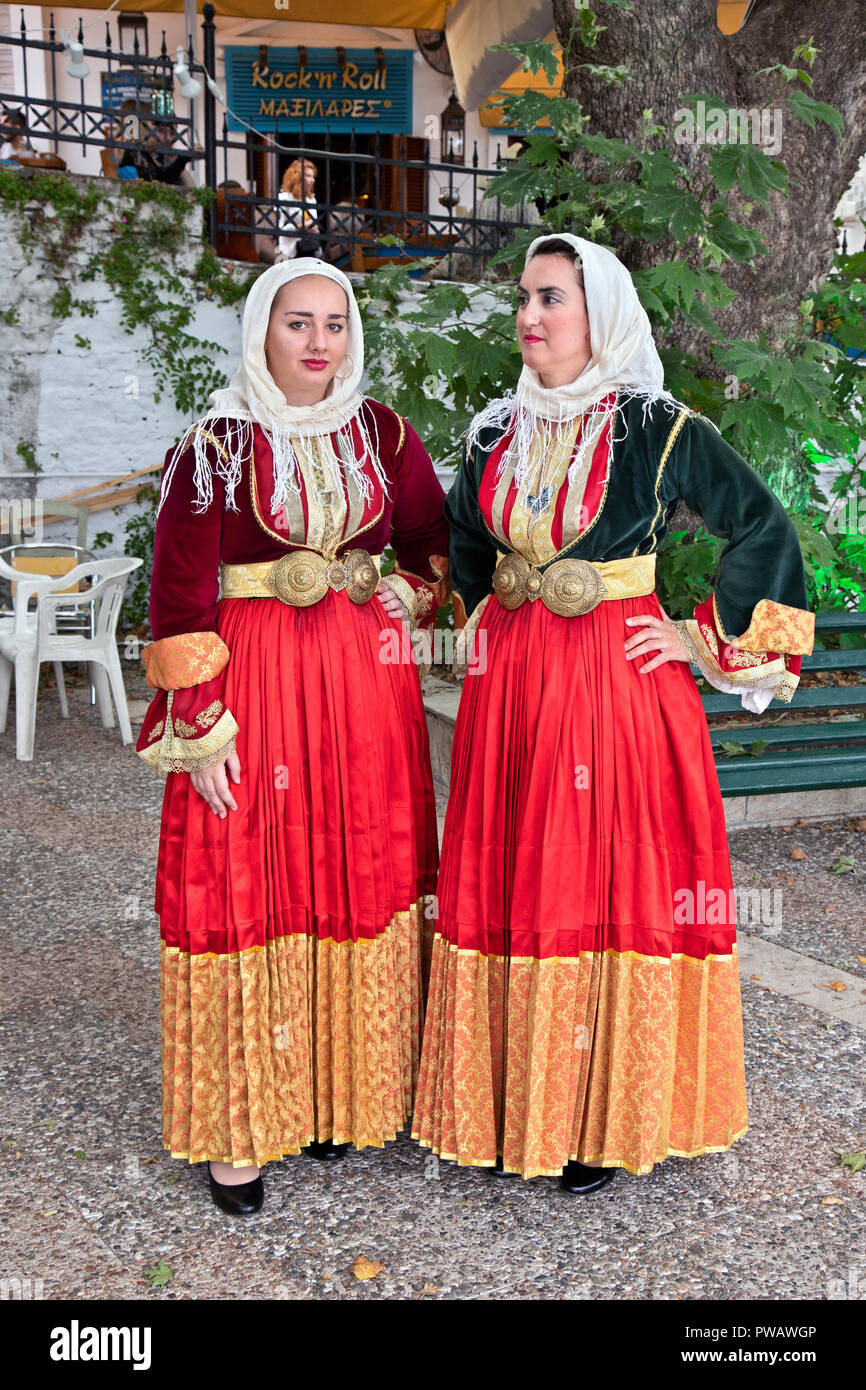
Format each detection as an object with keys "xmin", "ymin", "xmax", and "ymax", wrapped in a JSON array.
[
  {"xmin": 190, "ymin": 750, "xmax": 242, "ymax": 817},
  {"xmin": 624, "ymin": 604, "xmax": 690, "ymax": 674}
]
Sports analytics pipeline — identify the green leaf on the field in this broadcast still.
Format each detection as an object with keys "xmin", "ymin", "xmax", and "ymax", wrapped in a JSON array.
[
  {"xmin": 145, "ymin": 1259, "xmax": 173, "ymax": 1288},
  {"xmin": 575, "ymin": 131, "xmax": 635, "ymax": 166},
  {"xmin": 748, "ymin": 740, "xmax": 769, "ymax": 758},
  {"xmin": 706, "ymin": 203, "xmax": 766, "ymax": 263},
  {"xmin": 829, "ymin": 855, "xmax": 856, "ymax": 874},
  {"xmin": 709, "ymin": 146, "xmax": 788, "ymax": 207},
  {"xmin": 756, "ymin": 63, "xmax": 813, "ymax": 89},
  {"xmin": 635, "ymin": 261, "xmax": 733, "ymax": 324},
  {"xmin": 490, "ymin": 39, "xmax": 560, "ymax": 86},
  {"xmin": 578, "ymin": 63, "xmax": 629, "ymax": 85},
  {"xmin": 837, "ymin": 1150, "xmax": 865, "ymax": 1172},
  {"xmin": 719, "ymin": 396, "xmax": 791, "ymax": 463},
  {"xmin": 578, "ymin": 4, "xmax": 606, "ymax": 48},
  {"xmin": 73, "ymin": 1150, "xmax": 86, "ymax": 1159},
  {"xmin": 792, "ymin": 39, "xmax": 818, "ymax": 68},
  {"xmin": 422, "ymin": 332, "xmax": 459, "ymax": 379},
  {"xmin": 788, "ymin": 88, "xmax": 843, "ymax": 136},
  {"xmin": 719, "ymin": 740, "xmax": 748, "ymax": 757}
]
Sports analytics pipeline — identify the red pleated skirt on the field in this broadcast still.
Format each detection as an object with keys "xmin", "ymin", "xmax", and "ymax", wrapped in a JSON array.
[
  {"xmin": 156, "ymin": 591, "xmax": 438, "ymax": 1167},
  {"xmin": 412, "ymin": 591, "xmax": 749, "ymax": 1178}
]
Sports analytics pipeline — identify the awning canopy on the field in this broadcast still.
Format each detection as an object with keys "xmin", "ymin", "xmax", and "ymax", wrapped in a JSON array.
[
  {"xmin": 479, "ymin": 32, "xmax": 562, "ymax": 128},
  {"xmin": 446, "ymin": 0, "xmax": 553, "ymax": 112},
  {"xmin": 39, "ymin": 0, "xmax": 451, "ymax": 25}
]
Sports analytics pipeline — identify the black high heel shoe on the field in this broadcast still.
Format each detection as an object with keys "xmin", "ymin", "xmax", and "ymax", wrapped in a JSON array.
[
  {"xmin": 560, "ymin": 1160, "xmax": 617, "ymax": 1194},
  {"xmin": 207, "ymin": 1163, "xmax": 264, "ymax": 1215},
  {"xmin": 305, "ymin": 1139, "xmax": 350, "ymax": 1161}
]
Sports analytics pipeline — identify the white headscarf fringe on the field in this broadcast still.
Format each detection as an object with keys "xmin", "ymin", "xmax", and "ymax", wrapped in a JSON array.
[
  {"xmin": 466, "ymin": 386, "xmax": 679, "ymax": 491},
  {"xmin": 157, "ymin": 259, "xmax": 389, "ymax": 520},
  {"xmin": 465, "ymin": 233, "xmax": 677, "ymax": 490}
]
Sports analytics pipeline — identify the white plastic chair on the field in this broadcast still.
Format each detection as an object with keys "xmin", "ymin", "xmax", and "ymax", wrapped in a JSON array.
[
  {"xmin": 0, "ymin": 556, "xmax": 143, "ymax": 761},
  {"xmin": 0, "ymin": 543, "xmax": 98, "ymax": 702}
]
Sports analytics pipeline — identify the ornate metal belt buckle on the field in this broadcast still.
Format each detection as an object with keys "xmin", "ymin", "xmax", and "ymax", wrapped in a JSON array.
[
  {"xmin": 541, "ymin": 558, "xmax": 607, "ymax": 617},
  {"xmin": 343, "ymin": 549, "xmax": 379, "ymax": 605},
  {"xmin": 326, "ymin": 558, "xmax": 347, "ymax": 592},
  {"xmin": 265, "ymin": 551, "xmax": 329, "ymax": 607},
  {"xmin": 492, "ymin": 552, "xmax": 530, "ymax": 609}
]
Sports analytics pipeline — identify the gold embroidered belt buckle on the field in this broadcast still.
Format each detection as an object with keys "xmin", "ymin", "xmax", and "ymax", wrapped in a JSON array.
[
  {"xmin": 492, "ymin": 552, "xmax": 655, "ymax": 617},
  {"xmin": 220, "ymin": 550, "xmax": 380, "ymax": 608}
]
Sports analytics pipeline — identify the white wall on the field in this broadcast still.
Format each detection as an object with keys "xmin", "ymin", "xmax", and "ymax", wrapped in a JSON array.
[
  {"xmin": 0, "ymin": 174, "xmax": 244, "ymax": 552},
  {"xmin": 0, "ymin": 169, "xmax": 458, "ymax": 558}
]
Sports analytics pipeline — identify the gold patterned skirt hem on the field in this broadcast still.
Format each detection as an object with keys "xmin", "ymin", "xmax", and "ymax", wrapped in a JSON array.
[
  {"xmin": 161, "ymin": 901, "xmax": 428, "ymax": 1170},
  {"xmin": 410, "ymin": 1124, "xmax": 750, "ymax": 1180},
  {"xmin": 412, "ymin": 932, "xmax": 749, "ymax": 1180},
  {"xmin": 165, "ymin": 1116, "xmax": 413, "ymax": 1168}
]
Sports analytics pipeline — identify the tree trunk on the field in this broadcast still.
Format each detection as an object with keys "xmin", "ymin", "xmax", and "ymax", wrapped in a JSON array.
[{"xmin": 551, "ymin": 0, "xmax": 866, "ymax": 359}]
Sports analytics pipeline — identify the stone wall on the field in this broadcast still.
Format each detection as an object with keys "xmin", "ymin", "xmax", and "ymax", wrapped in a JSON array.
[
  {"xmin": 0, "ymin": 169, "xmax": 459, "ymax": 557},
  {"xmin": 0, "ymin": 171, "xmax": 247, "ymax": 553}
]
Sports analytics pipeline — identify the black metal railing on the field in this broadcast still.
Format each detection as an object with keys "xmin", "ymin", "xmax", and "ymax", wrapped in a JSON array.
[
  {"xmin": 211, "ymin": 122, "xmax": 533, "ymax": 271},
  {"xmin": 1, "ymin": 3, "xmax": 534, "ymax": 271},
  {"xmin": 0, "ymin": 8, "xmax": 205, "ymax": 174}
]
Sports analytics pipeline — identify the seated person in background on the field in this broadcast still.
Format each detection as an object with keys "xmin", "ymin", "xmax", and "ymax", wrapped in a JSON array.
[
  {"xmin": 113, "ymin": 102, "xmax": 192, "ymax": 184},
  {"xmin": 1, "ymin": 107, "xmax": 36, "ymax": 161},
  {"xmin": 101, "ymin": 112, "xmax": 136, "ymax": 178},
  {"xmin": 276, "ymin": 157, "xmax": 321, "ymax": 259},
  {"xmin": 145, "ymin": 117, "xmax": 196, "ymax": 187}
]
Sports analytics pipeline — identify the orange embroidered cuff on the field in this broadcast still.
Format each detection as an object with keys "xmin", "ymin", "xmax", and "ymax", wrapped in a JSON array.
[
  {"xmin": 142, "ymin": 630, "xmax": 230, "ymax": 690},
  {"xmin": 674, "ymin": 603, "xmax": 801, "ymax": 709},
  {"xmin": 713, "ymin": 594, "xmax": 814, "ymax": 656}
]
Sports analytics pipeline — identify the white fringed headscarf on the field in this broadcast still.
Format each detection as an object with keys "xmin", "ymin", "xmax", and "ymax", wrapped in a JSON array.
[
  {"xmin": 466, "ymin": 232, "xmax": 676, "ymax": 487},
  {"xmin": 157, "ymin": 258, "xmax": 387, "ymax": 517}
]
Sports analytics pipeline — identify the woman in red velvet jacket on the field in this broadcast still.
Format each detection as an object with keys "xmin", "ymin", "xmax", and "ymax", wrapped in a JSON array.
[{"xmin": 136, "ymin": 259, "xmax": 449, "ymax": 1215}]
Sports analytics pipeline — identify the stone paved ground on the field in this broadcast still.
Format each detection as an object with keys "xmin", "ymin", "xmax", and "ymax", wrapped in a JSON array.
[{"xmin": 0, "ymin": 667, "xmax": 864, "ymax": 1301}]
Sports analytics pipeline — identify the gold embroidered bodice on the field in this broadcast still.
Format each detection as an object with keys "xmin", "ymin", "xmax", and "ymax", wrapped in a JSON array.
[
  {"xmin": 304, "ymin": 435, "xmax": 350, "ymax": 555},
  {"xmin": 487, "ymin": 414, "xmax": 610, "ymax": 565}
]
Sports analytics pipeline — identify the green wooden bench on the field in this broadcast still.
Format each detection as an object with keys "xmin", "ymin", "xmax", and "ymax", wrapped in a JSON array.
[{"xmin": 697, "ymin": 613, "xmax": 866, "ymax": 796}]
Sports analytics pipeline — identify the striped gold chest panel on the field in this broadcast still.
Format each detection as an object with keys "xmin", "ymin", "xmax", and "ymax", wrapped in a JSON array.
[
  {"xmin": 250, "ymin": 435, "xmax": 384, "ymax": 559},
  {"xmin": 486, "ymin": 413, "xmax": 609, "ymax": 565}
]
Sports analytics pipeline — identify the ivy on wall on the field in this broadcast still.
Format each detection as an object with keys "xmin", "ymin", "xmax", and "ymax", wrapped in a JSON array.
[
  {"xmin": 0, "ymin": 168, "xmax": 262, "ymax": 629},
  {"xmin": 0, "ymin": 168, "xmax": 257, "ymax": 416}
]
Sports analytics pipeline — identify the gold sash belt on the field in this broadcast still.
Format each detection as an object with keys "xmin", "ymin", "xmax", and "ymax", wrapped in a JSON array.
[
  {"xmin": 220, "ymin": 550, "xmax": 381, "ymax": 608},
  {"xmin": 493, "ymin": 551, "xmax": 656, "ymax": 617}
]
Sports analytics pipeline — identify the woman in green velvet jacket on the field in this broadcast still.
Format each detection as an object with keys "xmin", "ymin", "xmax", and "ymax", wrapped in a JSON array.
[{"xmin": 412, "ymin": 233, "xmax": 814, "ymax": 1193}]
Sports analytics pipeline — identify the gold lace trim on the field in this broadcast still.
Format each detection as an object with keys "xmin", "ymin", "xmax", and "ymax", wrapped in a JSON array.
[
  {"xmin": 647, "ymin": 407, "xmax": 691, "ymax": 541},
  {"xmin": 675, "ymin": 619, "xmax": 796, "ymax": 702},
  {"xmin": 137, "ymin": 691, "xmax": 239, "ymax": 777},
  {"xmin": 454, "ymin": 594, "xmax": 491, "ymax": 680},
  {"xmin": 379, "ymin": 573, "xmax": 417, "ymax": 626}
]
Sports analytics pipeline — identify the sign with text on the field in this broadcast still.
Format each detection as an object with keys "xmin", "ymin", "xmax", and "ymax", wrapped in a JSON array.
[{"xmin": 223, "ymin": 47, "xmax": 413, "ymax": 133}]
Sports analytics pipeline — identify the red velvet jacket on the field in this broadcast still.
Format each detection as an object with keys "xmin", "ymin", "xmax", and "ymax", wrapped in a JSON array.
[{"xmin": 136, "ymin": 398, "xmax": 450, "ymax": 775}]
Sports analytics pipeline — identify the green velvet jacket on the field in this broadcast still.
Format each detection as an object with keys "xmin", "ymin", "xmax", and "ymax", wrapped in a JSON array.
[{"xmin": 445, "ymin": 394, "xmax": 809, "ymax": 642}]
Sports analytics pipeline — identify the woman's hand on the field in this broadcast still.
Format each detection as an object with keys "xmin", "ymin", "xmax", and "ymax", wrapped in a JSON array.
[
  {"xmin": 190, "ymin": 750, "xmax": 242, "ymax": 817},
  {"xmin": 377, "ymin": 581, "xmax": 410, "ymax": 627},
  {"xmin": 624, "ymin": 604, "xmax": 690, "ymax": 674}
]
